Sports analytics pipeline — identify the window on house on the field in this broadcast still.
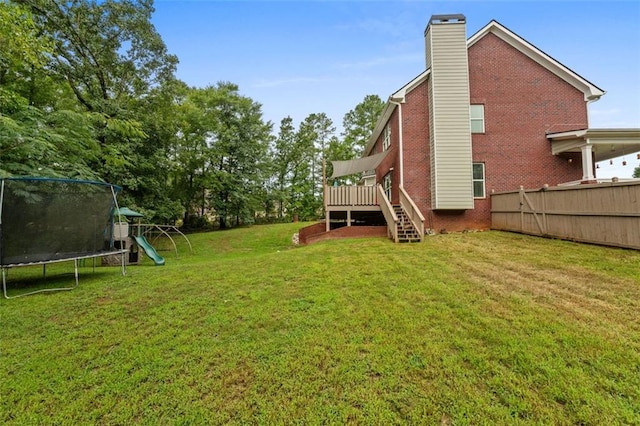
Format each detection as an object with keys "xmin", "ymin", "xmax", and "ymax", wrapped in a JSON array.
[
  {"xmin": 383, "ymin": 172, "xmax": 392, "ymax": 201},
  {"xmin": 473, "ymin": 163, "xmax": 485, "ymax": 198},
  {"xmin": 470, "ymin": 105, "xmax": 485, "ymax": 133},
  {"xmin": 383, "ymin": 124, "xmax": 391, "ymax": 150}
]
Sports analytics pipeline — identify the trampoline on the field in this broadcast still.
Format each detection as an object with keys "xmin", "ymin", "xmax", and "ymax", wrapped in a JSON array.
[{"xmin": 0, "ymin": 177, "xmax": 128, "ymax": 298}]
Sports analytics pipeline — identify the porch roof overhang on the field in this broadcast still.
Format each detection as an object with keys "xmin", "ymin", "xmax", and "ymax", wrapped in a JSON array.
[{"xmin": 548, "ymin": 128, "xmax": 640, "ymax": 162}]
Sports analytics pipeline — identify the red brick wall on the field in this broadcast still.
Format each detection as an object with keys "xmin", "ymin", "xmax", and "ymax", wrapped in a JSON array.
[
  {"xmin": 399, "ymin": 32, "xmax": 587, "ymax": 233},
  {"xmin": 402, "ymin": 81, "xmax": 432, "ymax": 220},
  {"xmin": 299, "ymin": 224, "xmax": 387, "ymax": 245},
  {"xmin": 374, "ymin": 111, "xmax": 400, "ymax": 204},
  {"xmin": 298, "ymin": 222, "xmax": 326, "ymax": 244}
]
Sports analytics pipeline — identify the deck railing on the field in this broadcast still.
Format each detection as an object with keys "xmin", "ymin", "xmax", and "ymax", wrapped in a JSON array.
[
  {"xmin": 325, "ymin": 185, "xmax": 377, "ymax": 206},
  {"xmin": 377, "ymin": 184, "xmax": 399, "ymax": 243},
  {"xmin": 399, "ymin": 186, "xmax": 425, "ymax": 237}
]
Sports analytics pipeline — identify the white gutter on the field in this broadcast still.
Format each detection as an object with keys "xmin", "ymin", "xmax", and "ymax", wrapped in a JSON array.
[{"xmin": 389, "ymin": 96, "xmax": 405, "ymax": 188}]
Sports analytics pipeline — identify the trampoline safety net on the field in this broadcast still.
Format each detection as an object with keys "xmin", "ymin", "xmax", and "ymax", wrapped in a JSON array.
[{"xmin": 0, "ymin": 177, "xmax": 121, "ymax": 266}]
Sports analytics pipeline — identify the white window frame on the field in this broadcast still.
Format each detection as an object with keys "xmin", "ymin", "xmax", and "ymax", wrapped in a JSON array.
[
  {"xmin": 472, "ymin": 162, "xmax": 486, "ymax": 199},
  {"xmin": 470, "ymin": 105, "xmax": 485, "ymax": 134},
  {"xmin": 383, "ymin": 172, "xmax": 392, "ymax": 201},
  {"xmin": 383, "ymin": 124, "xmax": 391, "ymax": 150}
]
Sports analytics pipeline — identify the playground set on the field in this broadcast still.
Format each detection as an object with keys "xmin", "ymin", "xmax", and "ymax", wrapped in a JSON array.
[
  {"xmin": 110, "ymin": 206, "xmax": 192, "ymax": 266},
  {"xmin": 0, "ymin": 177, "xmax": 190, "ymax": 298}
]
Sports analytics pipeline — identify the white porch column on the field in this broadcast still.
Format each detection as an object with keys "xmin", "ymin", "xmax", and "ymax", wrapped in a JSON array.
[{"xmin": 581, "ymin": 143, "xmax": 595, "ymax": 181}]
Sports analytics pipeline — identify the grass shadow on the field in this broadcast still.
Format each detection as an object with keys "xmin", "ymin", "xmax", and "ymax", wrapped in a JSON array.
[{"xmin": 2, "ymin": 264, "xmax": 122, "ymax": 298}]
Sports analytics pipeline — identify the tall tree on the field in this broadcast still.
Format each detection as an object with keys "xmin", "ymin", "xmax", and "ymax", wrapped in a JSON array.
[
  {"xmin": 342, "ymin": 94, "xmax": 385, "ymax": 157},
  {"xmin": 1, "ymin": 2, "xmax": 99, "ymax": 179},
  {"xmin": 169, "ymin": 83, "xmax": 271, "ymax": 229},
  {"xmin": 17, "ymin": 0, "xmax": 179, "ymax": 185},
  {"xmin": 17, "ymin": 0, "xmax": 177, "ymax": 114},
  {"xmin": 300, "ymin": 113, "xmax": 335, "ymax": 195},
  {"xmin": 325, "ymin": 135, "xmax": 353, "ymax": 186},
  {"xmin": 0, "ymin": 2, "xmax": 52, "ymax": 86},
  {"xmin": 291, "ymin": 113, "xmax": 335, "ymax": 220},
  {"xmin": 205, "ymin": 83, "xmax": 272, "ymax": 228},
  {"xmin": 271, "ymin": 116, "xmax": 297, "ymax": 218},
  {"xmin": 169, "ymin": 84, "xmax": 213, "ymax": 227}
]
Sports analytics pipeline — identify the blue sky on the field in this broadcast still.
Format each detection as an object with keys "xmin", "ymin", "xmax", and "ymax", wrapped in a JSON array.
[{"xmin": 152, "ymin": 0, "xmax": 640, "ymax": 177}]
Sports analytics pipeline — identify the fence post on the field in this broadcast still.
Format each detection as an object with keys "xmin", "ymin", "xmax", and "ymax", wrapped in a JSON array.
[{"xmin": 519, "ymin": 186, "xmax": 524, "ymax": 232}]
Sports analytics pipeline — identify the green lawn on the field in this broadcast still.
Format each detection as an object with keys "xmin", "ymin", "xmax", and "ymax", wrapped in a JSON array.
[{"xmin": 1, "ymin": 224, "xmax": 639, "ymax": 424}]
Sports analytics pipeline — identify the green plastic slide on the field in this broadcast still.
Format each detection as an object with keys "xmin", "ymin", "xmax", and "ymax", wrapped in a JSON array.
[{"xmin": 133, "ymin": 235, "xmax": 165, "ymax": 266}]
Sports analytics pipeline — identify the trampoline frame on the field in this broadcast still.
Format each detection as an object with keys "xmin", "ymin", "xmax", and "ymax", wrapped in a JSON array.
[
  {"xmin": 2, "ymin": 250, "xmax": 127, "ymax": 299},
  {"xmin": 0, "ymin": 178, "xmax": 128, "ymax": 299}
]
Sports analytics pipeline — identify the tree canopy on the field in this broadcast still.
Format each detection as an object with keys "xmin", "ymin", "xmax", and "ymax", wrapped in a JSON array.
[{"xmin": 1, "ymin": 0, "xmax": 383, "ymax": 228}]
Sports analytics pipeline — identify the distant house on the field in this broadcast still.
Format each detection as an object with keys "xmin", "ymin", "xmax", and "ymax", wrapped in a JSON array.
[{"xmin": 314, "ymin": 14, "xmax": 640, "ymax": 243}]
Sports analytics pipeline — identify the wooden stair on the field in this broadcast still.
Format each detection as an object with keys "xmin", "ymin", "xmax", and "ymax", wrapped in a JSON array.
[{"xmin": 393, "ymin": 205, "xmax": 422, "ymax": 243}]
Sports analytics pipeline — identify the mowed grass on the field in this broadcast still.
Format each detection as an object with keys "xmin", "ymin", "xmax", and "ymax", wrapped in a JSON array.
[{"xmin": 1, "ymin": 224, "xmax": 639, "ymax": 424}]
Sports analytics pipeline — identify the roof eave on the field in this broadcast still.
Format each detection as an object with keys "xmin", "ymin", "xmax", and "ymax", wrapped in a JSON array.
[
  {"xmin": 362, "ymin": 69, "xmax": 431, "ymax": 157},
  {"xmin": 364, "ymin": 19, "xmax": 608, "ymax": 157},
  {"xmin": 363, "ymin": 101, "xmax": 396, "ymax": 157}
]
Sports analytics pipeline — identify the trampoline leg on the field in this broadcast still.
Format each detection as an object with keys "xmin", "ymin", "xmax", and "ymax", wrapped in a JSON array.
[
  {"xmin": 74, "ymin": 259, "xmax": 79, "ymax": 288},
  {"xmin": 2, "ymin": 268, "xmax": 8, "ymax": 299}
]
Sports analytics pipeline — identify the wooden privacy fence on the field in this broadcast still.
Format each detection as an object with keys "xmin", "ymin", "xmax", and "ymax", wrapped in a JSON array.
[{"xmin": 491, "ymin": 181, "xmax": 640, "ymax": 250}]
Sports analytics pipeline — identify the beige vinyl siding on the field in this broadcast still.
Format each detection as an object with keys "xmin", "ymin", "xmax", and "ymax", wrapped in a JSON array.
[
  {"xmin": 427, "ymin": 20, "xmax": 474, "ymax": 210},
  {"xmin": 427, "ymin": 29, "xmax": 437, "ymax": 206}
]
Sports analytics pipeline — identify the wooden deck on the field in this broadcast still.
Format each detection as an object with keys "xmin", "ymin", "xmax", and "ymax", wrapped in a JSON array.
[{"xmin": 324, "ymin": 185, "xmax": 380, "ymax": 211}]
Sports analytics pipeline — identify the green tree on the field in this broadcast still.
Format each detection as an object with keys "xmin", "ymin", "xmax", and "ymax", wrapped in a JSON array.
[
  {"xmin": 633, "ymin": 165, "xmax": 640, "ymax": 179},
  {"xmin": 169, "ymin": 83, "xmax": 272, "ymax": 229},
  {"xmin": 168, "ymin": 84, "xmax": 213, "ymax": 227},
  {"xmin": 1, "ymin": 2, "xmax": 99, "ymax": 178},
  {"xmin": 342, "ymin": 94, "xmax": 385, "ymax": 157},
  {"xmin": 0, "ymin": 2, "xmax": 52, "ymax": 80},
  {"xmin": 205, "ymin": 83, "xmax": 272, "ymax": 228},
  {"xmin": 270, "ymin": 116, "xmax": 297, "ymax": 219},
  {"xmin": 18, "ymin": 0, "xmax": 177, "ymax": 114},
  {"xmin": 320, "ymin": 94, "xmax": 385, "ymax": 186},
  {"xmin": 130, "ymin": 80, "xmax": 189, "ymax": 223},
  {"xmin": 325, "ymin": 135, "xmax": 354, "ymax": 186},
  {"xmin": 303, "ymin": 113, "xmax": 335, "ymax": 193},
  {"xmin": 289, "ymin": 113, "xmax": 335, "ymax": 220},
  {"xmin": 17, "ymin": 0, "xmax": 178, "ymax": 187}
]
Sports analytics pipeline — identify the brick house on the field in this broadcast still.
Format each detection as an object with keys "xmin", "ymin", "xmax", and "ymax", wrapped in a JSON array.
[{"xmin": 313, "ymin": 14, "xmax": 640, "ymax": 243}]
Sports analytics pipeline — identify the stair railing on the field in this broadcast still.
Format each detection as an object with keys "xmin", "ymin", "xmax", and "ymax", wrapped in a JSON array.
[
  {"xmin": 399, "ymin": 186, "xmax": 425, "ymax": 239},
  {"xmin": 377, "ymin": 184, "xmax": 399, "ymax": 243}
]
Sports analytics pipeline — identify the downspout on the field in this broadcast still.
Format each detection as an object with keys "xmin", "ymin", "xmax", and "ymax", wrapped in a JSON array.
[{"xmin": 389, "ymin": 96, "xmax": 405, "ymax": 188}]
